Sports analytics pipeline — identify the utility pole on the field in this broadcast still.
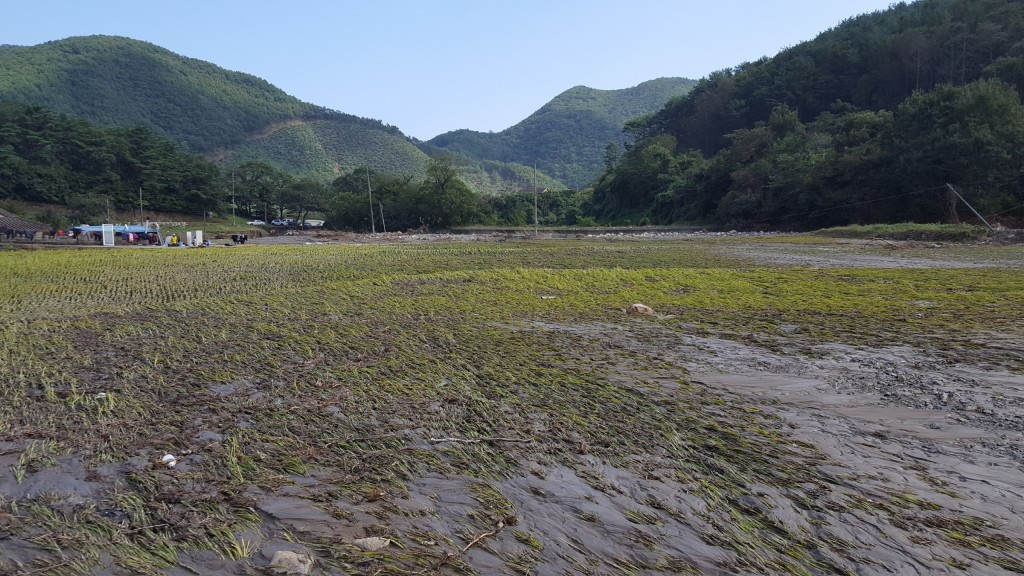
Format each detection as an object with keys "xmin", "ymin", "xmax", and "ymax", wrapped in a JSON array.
[
  {"xmin": 946, "ymin": 183, "xmax": 994, "ymax": 230},
  {"xmin": 379, "ymin": 202, "xmax": 387, "ymax": 233},
  {"xmin": 367, "ymin": 169, "xmax": 376, "ymax": 233},
  {"xmin": 138, "ymin": 186, "xmax": 144, "ymax": 222},
  {"xmin": 231, "ymin": 171, "xmax": 236, "ymax": 226},
  {"xmin": 533, "ymin": 162, "xmax": 538, "ymax": 236}
]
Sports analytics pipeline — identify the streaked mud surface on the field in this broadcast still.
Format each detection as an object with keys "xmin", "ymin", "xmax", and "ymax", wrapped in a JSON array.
[{"xmin": 1, "ymin": 237, "xmax": 1022, "ymax": 574}]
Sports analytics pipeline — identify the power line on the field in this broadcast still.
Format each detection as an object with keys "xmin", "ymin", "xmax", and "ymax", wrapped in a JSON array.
[
  {"xmin": 986, "ymin": 202, "xmax": 1024, "ymax": 217},
  {"xmin": 744, "ymin": 185, "xmax": 948, "ymax": 225}
]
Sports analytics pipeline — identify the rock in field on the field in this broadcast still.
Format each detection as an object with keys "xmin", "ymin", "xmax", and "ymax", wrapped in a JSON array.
[
  {"xmin": 268, "ymin": 550, "xmax": 313, "ymax": 575},
  {"xmin": 352, "ymin": 536, "xmax": 392, "ymax": 551},
  {"xmin": 627, "ymin": 303, "xmax": 655, "ymax": 315}
]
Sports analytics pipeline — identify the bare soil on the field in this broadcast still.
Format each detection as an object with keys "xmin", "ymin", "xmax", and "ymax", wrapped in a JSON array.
[{"xmin": 491, "ymin": 317, "xmax": 1024, "ymax": 575}]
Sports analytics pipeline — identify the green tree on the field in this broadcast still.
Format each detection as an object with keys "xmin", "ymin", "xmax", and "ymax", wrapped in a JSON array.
[
  {"xmin": 591, "ymin": 136, "xmax": 679, "ymax": 221},
  {"xmin": 66, "ymin": 194, "xmax": 109, "ymax": 224},
  {"xmin": 893, "ymin": 79, "xmax": 1024, "ymax": 219},
  {"xmin": 0, "ymin": 101, "xmax": 224, "ymax": 216},
  {"xmin": 417, "ymin": 156, "xmax": 478, "ymax": 228},
  {"xmin": 325, "ymin": 192, "xmax": 368, "ymax": 230},
  {"xmin": 328, "ymin": 168, "xmax": 422, "ymax": 231},
  {"xmin": 280, "ymin": 178, "xmax": 326, "ymax": 227},
  {"xmin": 603, "ymin": 141, "xmax": 620, "ymax": 170},
  {"xmin": 234, "ymin": 161, "xmax": 288, "ymax": 222}
]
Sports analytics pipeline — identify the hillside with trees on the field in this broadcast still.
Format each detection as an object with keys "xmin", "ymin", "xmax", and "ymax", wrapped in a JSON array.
[
  {"xmin": 0, "ymin": 35, "xmax": 314, "ymax": 152},
  {"xmin": 592, "ymin": 0, "xmax": 1024, "ymax": 228},
  {"xmin": 426, "ymin": 77, "xmax": 697, "ymax": 188},
  {"xmin": 0, "ymin": 35, "xmax": 575, "ymax": 196},
  {"xmin": 0, "ymin": 98, "xmax": 574, "ymax": 232},
  {"xmin": 0, "ymin": 36, "xmax": 440, "ymax": 186},
  {"xmin": 0, "ymin": 101, "xmax": 224, "ymax": 223},
  {"xmin": 221, "ymin": 119, "xmax": 431, "ymax": 180}
]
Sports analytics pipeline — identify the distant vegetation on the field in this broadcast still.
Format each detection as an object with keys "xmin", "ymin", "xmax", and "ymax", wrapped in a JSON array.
[
  {"xmin": 0, "ymin": 98, "xmax": 588, "ymax": 232},
  {"xmin": 0, "ymin": 35, "xmax": 681, "ymax": 224},
  {"xmin": 425, "ymin": 78, "xmax": 696, "ymax": 188},
  {"xmin": 814, "ymin": 223, "xmax": 991, "ymax": 241},
  {"xmin": 0, "ymin": 101, "xmax": 223, "ymax": 224},
  {"xmin": 6, "ymin": 0, "xmax": 1024, "ymax": 232},
  {"xmin": 593, "ymin": 0, "xmax": 1024, "ymax": 229},
  {"xmin": 221, "ymin": 120, "xmax": 430, "ymax": 181},
  {"xmin": 325, "ymin": 158, "xmax": 590, "ymax": 232},
  {"xmin": 0, "ymin": 35, "xmax": 576, "ymax": 196},
  {"xmin": 0, "ymin": 35, "xmax": 313, "ymax": 152},
  {"xmin": 0, "ymin": 36, "xmax": 443, "ymax": 188}
]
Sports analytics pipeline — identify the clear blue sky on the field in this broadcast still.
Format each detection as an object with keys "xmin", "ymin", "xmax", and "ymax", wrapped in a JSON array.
[{"xmin": 1, "ymin": 0, "xmax": 900, "ymax": 140}]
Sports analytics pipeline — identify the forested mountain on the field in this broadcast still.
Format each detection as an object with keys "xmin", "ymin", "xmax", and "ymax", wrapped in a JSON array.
[
  {"xmin": 593, "ymin": 0, "xmax": 1024, "ymax": 228},
  {"xmin": 0, "ymin": 35, "xmax": 582, "ymax": 195},
  {"xmin": 0, "ymin": 36, "xmax": 436, "ymax": 183},
  {"xmin": 15, "ymin": 3, "xmax": 1021, "ymax": 233},
  {"xmin": 0, "ymin": 100, "xmax": 504, "ymax": 232},
  {"xmin": 0, "ymin": 34, "xmax": 604, "ymax": 227},
  {"xmin": 425, "ymin": 78, "xmax": 697, "ymax": 188},
  {"xmin": 0, "ymin": 35, "xmax": 316, "ymax": 152}
]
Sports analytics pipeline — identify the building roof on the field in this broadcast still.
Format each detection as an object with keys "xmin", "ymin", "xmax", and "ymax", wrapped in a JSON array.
[
  {"xmin": 72, "ymin": 224, "xmax": 159, "ymax": 234},
  {"xmin": 0, "ymin": 208, "xmax": 48, "ymax": 231}
]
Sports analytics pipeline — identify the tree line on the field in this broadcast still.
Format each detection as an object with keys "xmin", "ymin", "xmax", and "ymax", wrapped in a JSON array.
[
  {"xmin": 0, "ymin": 100, "xmax": 589, "ymax": 230},
  {"xmin": 0, "ymin": 101, "xmax": 222, "ymax": 224},
  {"xmin": 324, "ymin": 157, "xmax": 590, "ymax": 231},
  {"xmin": 592, "ymin": 0, "xmax": 1024, "ymax": 228}
]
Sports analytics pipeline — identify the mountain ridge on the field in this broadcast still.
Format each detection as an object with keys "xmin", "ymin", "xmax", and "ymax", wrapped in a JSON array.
[
  {"xmin": 0, "ymin": 35, "xmax": 434, "ymax": 185},
  {"xmin": 426, "ymin": 77, "xmax": 696, "ymax": 187},
  {"xmin": 0, "ymin": 34, "xmax": 694, "ymax": 194}
]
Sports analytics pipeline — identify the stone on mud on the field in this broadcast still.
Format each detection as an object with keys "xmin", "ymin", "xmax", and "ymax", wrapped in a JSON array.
[
  {"xmin": 627, "ymin": 303, "xmax": 654, "ymax": 315},
  {"xmin": 268, "ymin": 550, "xmax": 313, "ymax": 575},
  {"xmin": 352, "ymin": 536, "xmax": 391, "ymax": 551}
]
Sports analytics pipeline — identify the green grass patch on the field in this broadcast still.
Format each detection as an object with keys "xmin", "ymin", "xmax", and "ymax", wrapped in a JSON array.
[{"xmin": 814, "ymin": 222, "xmax": 990, "ymax": 241}]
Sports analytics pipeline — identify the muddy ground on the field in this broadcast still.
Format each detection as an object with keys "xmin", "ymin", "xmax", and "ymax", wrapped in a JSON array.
[
  {"xmin": 1, "ymin": 235, "xmax": 1023, "ymax": 575},
  {"xmin": 538, "ymin": 319, "xmax": 1024, "ymax": 574}
]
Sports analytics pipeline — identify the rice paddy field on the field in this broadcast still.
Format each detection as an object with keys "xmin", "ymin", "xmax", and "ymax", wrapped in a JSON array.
[{"xmin": 1, "ymin": 236, "xmax": 1023, "ymax": 575}]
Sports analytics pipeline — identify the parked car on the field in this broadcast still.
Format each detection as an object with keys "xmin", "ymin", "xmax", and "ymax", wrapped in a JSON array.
[
  {"xmin": 302, "ymin": 219, "xmax": 325, "ymax": 228},
  {"xmin": 246, "ymin": 219, "xmax": 265, "ymax": 226},
  {"xmin": 270, "ymin": 218, "xmax": 293, "ymax": 226}
]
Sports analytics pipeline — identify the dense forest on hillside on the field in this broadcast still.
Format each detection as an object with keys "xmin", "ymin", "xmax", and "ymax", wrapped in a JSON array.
[
  {"xmin": 426, "ymin": 78, "xmax": 696, "ymax": 188},
  {"xmin": 0, "ymin": 35, "xmax": 305, "ymax": 152},
  {"xmin": 593, "ymin": 0, "xmax": 1024, "ymax": 228},
  {"xmin": 0, "ymin": 99, "xmax": 580, "ymax": 232},
  {"xmin": 7, "ymin": 0, "xmax": 1024, "ymax": 231},
  {"xmin": 221, "ymin": 119, "xmax": 430, "ymax": 180},
  {"xmin": 0, "ymin": 35, "xmax": 401, "ymax": 154},
  {"xmin": 414, "ymin": 140, "xmax": 566, "ymax": 193},
  {"xmin": 0, "ymin": 36, "xmax": 569, "ymax": 196},
  {"xmin": 0, "ymin": 101, "xmax": 224, "ymax": 221}
]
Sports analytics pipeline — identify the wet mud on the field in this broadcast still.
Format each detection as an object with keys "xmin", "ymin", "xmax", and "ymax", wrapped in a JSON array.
[{"xmin": 2, "ymin": 239, "xmax": 1023, "ymax": 575}]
